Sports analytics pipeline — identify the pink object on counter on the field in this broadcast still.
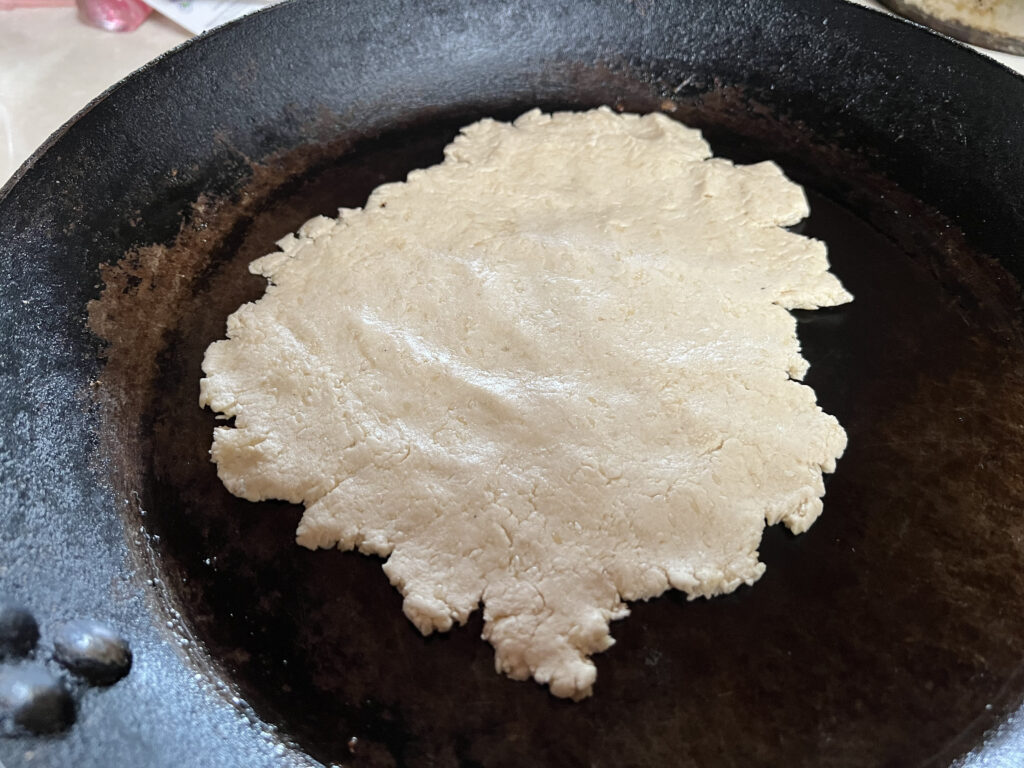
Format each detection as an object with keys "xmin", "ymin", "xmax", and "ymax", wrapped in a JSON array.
[
  {"xmin": 75, "ymin": 0, "xmax": 151, "ymax": 30},
  {"xmin": 0, "ymin": 1, "xmax": 75, "ymax": 7}
]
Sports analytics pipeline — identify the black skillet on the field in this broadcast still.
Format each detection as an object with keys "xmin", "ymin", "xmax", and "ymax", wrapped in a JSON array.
[{"xmin": 2, "ymin": 0, "xmax": 1024, "ymax": 765}]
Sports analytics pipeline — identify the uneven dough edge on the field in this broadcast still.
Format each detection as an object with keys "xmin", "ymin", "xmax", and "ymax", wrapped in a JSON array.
[{"xmin": 200, "ymin": 107, "xmax": 852, "ymax": 700}]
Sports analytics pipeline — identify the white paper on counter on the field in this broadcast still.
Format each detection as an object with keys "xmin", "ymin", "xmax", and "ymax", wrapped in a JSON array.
[{"xmin": 143, "ymin": 0, "xmax": 281, "ymax": 34}]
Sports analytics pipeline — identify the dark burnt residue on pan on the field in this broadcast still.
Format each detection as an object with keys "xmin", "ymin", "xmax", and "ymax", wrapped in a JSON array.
[{"xmin": 87, "ymin": 83, "xmax": 1024, "ymax": 768}]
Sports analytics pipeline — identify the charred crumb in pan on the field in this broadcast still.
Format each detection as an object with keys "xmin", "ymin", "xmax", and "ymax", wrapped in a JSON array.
[{"xmin": 86, "ymin": 90, "xmax": 1024, "ymax": 767}]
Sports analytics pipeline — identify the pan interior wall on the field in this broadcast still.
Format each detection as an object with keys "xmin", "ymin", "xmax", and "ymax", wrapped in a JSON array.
[{"xmin": 92, "ymin": 100, "xmax": 1024, "ymax": 767}]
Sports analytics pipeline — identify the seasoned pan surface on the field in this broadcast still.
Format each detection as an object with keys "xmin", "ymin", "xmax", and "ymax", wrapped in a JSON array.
[{"xmin": 2, "ymin": 1, "xmax": 1024, "ymax": 766}]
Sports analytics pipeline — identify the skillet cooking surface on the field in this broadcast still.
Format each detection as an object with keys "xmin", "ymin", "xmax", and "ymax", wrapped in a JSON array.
[{"xmin": 2, "ymin": 1, "xmax": 1024, "ymax": 766}]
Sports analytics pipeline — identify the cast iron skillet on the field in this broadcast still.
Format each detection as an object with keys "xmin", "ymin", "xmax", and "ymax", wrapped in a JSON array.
[{"xmin": 2, "ymin": 0, "xmax": 1024, "ymax": 765}]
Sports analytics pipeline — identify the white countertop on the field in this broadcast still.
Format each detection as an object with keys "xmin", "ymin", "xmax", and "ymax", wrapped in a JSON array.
[
  {"xmin": 1, "ymin": 1, "xmax": 1022, "ymax": 188},
  {"xmin": 0, "ymin": 9, "xmax": 189, "ymax": 186}
]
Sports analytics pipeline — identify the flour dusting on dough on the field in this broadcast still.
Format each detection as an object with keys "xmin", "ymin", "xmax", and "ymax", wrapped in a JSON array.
[{"xmin": 199, "ymin": 107, "xmax": 851, "ymax": 700}]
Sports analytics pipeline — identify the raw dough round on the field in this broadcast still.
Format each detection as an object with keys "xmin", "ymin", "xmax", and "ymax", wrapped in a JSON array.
[{"xmin": 200, "ymin": 108, "xmax": 851, "ymax": 699}]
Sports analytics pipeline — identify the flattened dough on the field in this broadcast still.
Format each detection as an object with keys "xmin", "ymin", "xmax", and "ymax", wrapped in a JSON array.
[{"xmin": 200, "ymin": 107, "xmax": 852, "ymax": 700}]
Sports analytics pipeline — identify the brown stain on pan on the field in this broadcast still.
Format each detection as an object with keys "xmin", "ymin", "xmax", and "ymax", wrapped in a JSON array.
[{"xmin": 87, "ymin": 87, "xmax": 1024, "ymax": 767}]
